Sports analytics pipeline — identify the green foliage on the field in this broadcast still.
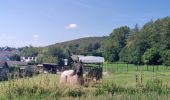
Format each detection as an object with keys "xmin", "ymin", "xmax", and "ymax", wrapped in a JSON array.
[
  {"xmin": 162, "ymin": 50, "xmax": 170, "ymax": 65},
  {"xmin": 67, "ymin": 88, "xmax": 85, "ymax": 98},
  {"xmin": 9, "ymin": 54, "xmax": 21, "ymax": 61},
  {"xmin": 20, "ymin": 45, "xmax": 38, "ymax": 57},
  {"xmin": 28, "ymin": 60, "xmax": 38, "ymax": 65},
  {"xmin": 105, "ymin": 17, "xmax": 170, "ymax": 65},
  {"xmin": 40, "ymin": 46, "xmax": 65, "ymax": 65},
  {"xmin": 142, "ymin": 48, "xmax": 162, "ymax": 65},
  {"xmin": 54, "ymin": 37, "xmax": 107, "ymax": 55},
  {"xmin": 104, "ymin": 26, "xmax": 130, "ymax": 62}
]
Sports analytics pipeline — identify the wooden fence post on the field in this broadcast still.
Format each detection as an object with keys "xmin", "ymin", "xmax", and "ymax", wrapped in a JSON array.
[
  {"xmin": 141, "ymin": 72, "xmax": 143, "ymax": 84},
  {"xmin": 153, "ymin": 66, "xmax": 154, "ymax": 72},
  {"xmin": 116, "ymin": 62, "xmax": 118, "ymax": 72},
  {"xmin": 127, "ymin": 63, "xmax": 128, "ymax": 72},
  {"xmin": 136, "ymin": 74, "xmax": 138, "ymax": 83}
]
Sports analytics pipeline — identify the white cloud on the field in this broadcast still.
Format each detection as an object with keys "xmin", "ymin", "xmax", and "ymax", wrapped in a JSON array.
[
  {"xmin": 33, "ymin": 34, "xmax": 39, "ymax": 38},
  {"xmin": 65, "ymin": 23, "xmax": 78, "ymax": 29}
]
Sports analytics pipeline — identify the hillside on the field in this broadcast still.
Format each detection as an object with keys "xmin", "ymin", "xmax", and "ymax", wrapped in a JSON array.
[
  {"xmin": 49, "ymin": 36, "xmax": 108, "ymax": 48},
  {"xmin": 45, "ymin": 36, "xmax": 108, "ymax": 56}
]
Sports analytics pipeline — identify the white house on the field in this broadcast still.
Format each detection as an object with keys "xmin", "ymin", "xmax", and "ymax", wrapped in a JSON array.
[{"xmin": 21, "ymin": 57, "xmax": 37, "ymax": 62}]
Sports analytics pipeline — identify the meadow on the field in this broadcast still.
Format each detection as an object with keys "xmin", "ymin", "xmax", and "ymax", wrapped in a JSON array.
[{"xmin": 0, "ymin": 63, "xmax": 170, "ymax": 100}]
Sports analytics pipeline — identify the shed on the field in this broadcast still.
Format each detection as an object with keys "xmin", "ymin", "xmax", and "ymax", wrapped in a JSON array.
[
  {"xmin": 79, "ymin": 56, "xmax": 104, "ymax": 64},
  {"xmin": 37, "ymin": 64, "xmax": 43, "ymax": 73},
  {"xmin": 19, "ymin": 65, "xmax": 36, "ymax": 77},
  {"xmin": 71, "ymin": 55, "xmax": 105, "ymax": 82},
  {"xmin": 43, "ymin": 63, "xmax": 58, "ymax": 74}
]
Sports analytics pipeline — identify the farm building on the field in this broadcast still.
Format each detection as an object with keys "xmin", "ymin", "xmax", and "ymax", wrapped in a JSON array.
[
  {"xmin": 7, "ymin": 61, "xmax": 36, "ymax": 77},
  {"xmin": 71, "ymin": 55, "xmax": 104, "ymax": 82},
  {"xmin": 19, "ymin": 65, "xmax": 36, "ymax": 77},
  {"xmin": 43, "ymin": 63, "xmax": 58, "ymax": 74},
  {"xmin": 7, "ymin": 61, "xmax": 28, "ymax": 67},
  {"xmin": 37, "ymin": 64, "xmax": 43, "ymax": 73},
  {"xmin": 0, "ymin": 61, "xmax": 9, "ymax": 80},
  {"xmin": 7, "ymin": 61, "xmax": 28, "ymax": 72}
]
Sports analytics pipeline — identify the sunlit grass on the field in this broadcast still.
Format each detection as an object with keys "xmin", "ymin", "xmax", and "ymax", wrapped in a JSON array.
[{"xmin": 0, "ymin": 63, "xmax": 170, "ymax": 99}]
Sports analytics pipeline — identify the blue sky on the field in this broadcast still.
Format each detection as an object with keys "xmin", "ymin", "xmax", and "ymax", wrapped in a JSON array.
[{"xmin": 0, "ymin": 0, "xmax": 170, "ymax": 47}]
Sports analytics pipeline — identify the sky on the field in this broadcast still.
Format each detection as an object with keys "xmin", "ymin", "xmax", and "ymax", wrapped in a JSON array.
[{"xmin": 0, "ymin": 0, "xmax": 170, "ymax": 47}]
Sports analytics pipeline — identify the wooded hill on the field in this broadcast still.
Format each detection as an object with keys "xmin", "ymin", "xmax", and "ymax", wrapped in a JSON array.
[{"xmin": 48, "ymin": 36, "xmax": 108, "ymax": 55}]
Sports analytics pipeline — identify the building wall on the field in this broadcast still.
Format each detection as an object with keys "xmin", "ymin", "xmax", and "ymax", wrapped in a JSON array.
[{"xmin": 21, "ymin": 57, "xmax": 37, "ymax": 62}]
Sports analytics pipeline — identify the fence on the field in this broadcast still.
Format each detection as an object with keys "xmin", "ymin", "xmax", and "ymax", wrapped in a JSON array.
[{"xmin": 103, "ymin": 62, "xmax": 170, "ymax": 73}]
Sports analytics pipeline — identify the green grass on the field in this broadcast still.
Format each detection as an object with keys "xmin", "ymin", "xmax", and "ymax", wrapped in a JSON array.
[{"xmin": 0, "ymin": 63, "xmax": 170, "ymax": 99}]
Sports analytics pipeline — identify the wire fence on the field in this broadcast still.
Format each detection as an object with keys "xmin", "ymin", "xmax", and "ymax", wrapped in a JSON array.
[{"xmin": 103, "ymin": 63, "xmax": 170, "ymax": 73}]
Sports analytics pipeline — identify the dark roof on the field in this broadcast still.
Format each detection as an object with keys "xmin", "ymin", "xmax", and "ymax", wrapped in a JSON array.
[
  {"xmin": 7, "ymin": 61, "xmax": 28, "ymax": 67},
  {"xmin": 0, "ymin": 61, "xmax": 8, "ymax": 68},
  {"xmin": 43, "ymin": 63, "xmax": 57, "ymax": 66},
  {"xmin": 0, "ymin": 50, "xmax": 20, "ymax": 61}
]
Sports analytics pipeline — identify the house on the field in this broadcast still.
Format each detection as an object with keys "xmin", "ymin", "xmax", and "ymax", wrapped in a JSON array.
[
  {"xmin": 0, "ymin": 49, "xmax": 20, "ymax": 61},
  {"xmin": 21, "ymin": 56, "xmax": 37, "ymax": 62},
  {"xmin": 7, "ymin": 61, "xmax": 28, "ymax": 67},
  {"xmin": 6, "ymin": 61, "xmax": 36, "ymax": 77},
  {"xmin": 0, "ymin": 61, "xmax": 9, "ymax": 80},
  {"xmin": 7, "ymin": 61, "xmax": 28, "ymax": 72}
]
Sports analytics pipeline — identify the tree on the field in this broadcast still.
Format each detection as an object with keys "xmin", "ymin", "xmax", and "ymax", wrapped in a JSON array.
[
  {"xmin": 20, "ymin": 45, "xmax": 38, "ymax": 57},
  {"xmin": 93, "ymin": 42, "xmax": 101, "ymax": 50},
  {"xmin": 142, "ymin": 48, "xmax": 162, "ymax": 65},
  {"xmin": 40, "ymin": 46, "xmax": 65, "ymax": 65},
  {"xmin": 162, "ymin": 50, "xmax": 170, "ymax": 65},
  {"xmin": 104, "ymin": 26, "xmax": 130, "ymax": 62},
  {"xmin": 110, "ymin": 26, "xmax": 130, "ymax": 48},
  {"xmin": 10, "ymin": 54, "xmax": 21, "ymax": 61},
  {"xmin": 104, "ymin": 38, "xmax": 119, "ymax": 62}
]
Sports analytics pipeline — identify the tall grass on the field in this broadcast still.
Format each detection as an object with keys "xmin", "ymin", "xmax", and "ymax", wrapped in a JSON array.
[{"xmin": 0, "ymin": 74, "xmax": 170, "ymax": 100}]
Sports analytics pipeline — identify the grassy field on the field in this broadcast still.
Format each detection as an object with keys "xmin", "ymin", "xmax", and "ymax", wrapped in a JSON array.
[{"xmin": 0, "ymin": 63, "xmax": 170, "ymax": 100}]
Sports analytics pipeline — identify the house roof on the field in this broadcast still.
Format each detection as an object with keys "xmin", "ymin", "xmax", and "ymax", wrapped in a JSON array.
[
  {"xmin": 43, "ymin": 63, "xmax": 57, "ymax": 66},
  {"xmin": 71, "ymin": 55, "xmax": 84, "ymax": 61},
  {"xmin": 0, "ymin": 51, "xmax": 19, "ymax": 61},
  {"xmin": 79, "ymin": 56, "xmax": 104, "ymax": 64},
  {"xmin": 71, "ymin": 55, "xmax": 104, "ymax": 64},
  {"xmin": 7, "ymin": 61, "xmax": 28, "ymax": 67}
]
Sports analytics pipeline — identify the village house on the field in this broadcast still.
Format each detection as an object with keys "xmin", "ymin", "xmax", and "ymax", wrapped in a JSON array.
[
  {"xmin": 21, "ymin": 56, "xmax": 37, "ymax": 62},
  {"xmin": 7, "ymin": 61, "xmax": 36, "ymax": 77},
  {"xmin": 0, "ymin": 47, "xmax": 20, "ymax": 61}
]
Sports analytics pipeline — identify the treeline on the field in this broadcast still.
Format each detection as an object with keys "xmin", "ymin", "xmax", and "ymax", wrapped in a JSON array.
[
  {"xmin": 52, "ymin": 37, "xmax": 107, "ymax": 56},
  {"xmin": 104, "ymin": 17, "xmax": 170, "ymax": 65}
]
